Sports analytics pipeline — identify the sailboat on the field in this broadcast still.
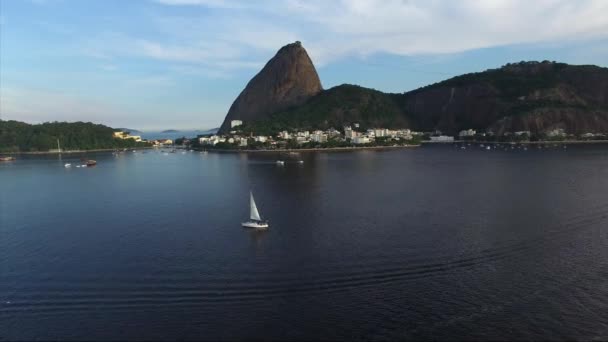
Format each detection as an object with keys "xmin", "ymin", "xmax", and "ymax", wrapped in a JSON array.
[{"xmin": 242, "ymin": 191, "xmax": 269, "ymax": 229}]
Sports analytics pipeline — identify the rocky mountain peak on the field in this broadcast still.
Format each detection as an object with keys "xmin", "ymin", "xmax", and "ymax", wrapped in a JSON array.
[{"xmin": 218, "ymin": 41, "xmax": 322, "ymax": 133}]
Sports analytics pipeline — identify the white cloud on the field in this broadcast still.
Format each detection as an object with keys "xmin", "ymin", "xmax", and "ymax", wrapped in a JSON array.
[{"xmin": 151, "ymin": 0, "xmax": 608, "ymax": 65}]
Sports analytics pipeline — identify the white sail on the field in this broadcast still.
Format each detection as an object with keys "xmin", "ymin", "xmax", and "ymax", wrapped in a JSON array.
[{"xmin": 250, "ymin": 191, "xmax": 262, "ymax": 221}]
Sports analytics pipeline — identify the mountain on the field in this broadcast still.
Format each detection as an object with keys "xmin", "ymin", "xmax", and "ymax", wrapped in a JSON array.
[
  {"xmin": 400, "ymin": 61, "xmax": 608, "ymax": 135},
  {"xmin": 240, "ymin": 84, "xmax": 410, "ymax": 135},
  {"xmin": 218, "ymin": 41, "xmax": 323, "ymax": 133},
  {"xmin": 161, "ymin": 129, "xmax": 180, "ymax": 133},
  {"xmin": 221, "ymin": 46, "xmax": 608, "ymax": 135}
]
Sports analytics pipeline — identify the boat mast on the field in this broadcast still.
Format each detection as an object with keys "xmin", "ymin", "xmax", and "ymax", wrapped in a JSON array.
[{"xmin": 57, "ymin": 139, "xmax": 61, "ymax": 153}]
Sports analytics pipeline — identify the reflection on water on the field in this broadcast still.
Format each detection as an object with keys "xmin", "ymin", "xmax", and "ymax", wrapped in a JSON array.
[{"xmin": 2, "ymin": 145, "xmax": 608, "ymax": 340}]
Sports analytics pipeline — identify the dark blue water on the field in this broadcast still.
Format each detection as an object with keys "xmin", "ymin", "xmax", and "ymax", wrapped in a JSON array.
[{"xmin": 2, "ymin": 145, "xmax": 608, "ymax": 340}]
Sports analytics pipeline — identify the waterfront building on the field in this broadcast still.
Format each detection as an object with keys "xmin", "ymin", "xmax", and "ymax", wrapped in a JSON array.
[
  {"xmin": 373, "ymin": 128, "xmax": 388, "ymax": 137},
  {"xmin": 430, "ymin": 135, "xmax": 455, "ymax": 142},
  {"xmin": 353, "ymin": 136, "xmax": 371, "ymax": 144},
  {"xmin": 327, "ymin": 128, "xmax": 341, "ymax": 138},
  {"xmin": 296, "ymin": 131, "xmax": 310, "ymax": 138},
  {"xmin": 546, "ymin": 128, "xmax": 566, "ymax": 137},
  {"xmin": 344, "ymin": 126, "xmax": 358, "ymax": 139},
  {"xmin": 311, "ymin": 132, "xmax": 328, "ymax": 143},
  {"xmin": 459, "ymin": 129, "xmax": 476, "ymax": 137},
  {"xmin": 114, "ymin": 131, "xmax": 142, "ymax": 142}
]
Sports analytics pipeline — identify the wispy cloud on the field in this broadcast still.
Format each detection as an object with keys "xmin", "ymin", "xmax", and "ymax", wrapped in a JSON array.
[{"xmin": 152, "ymin": 0, "xmax": 608, "ymax": 65}]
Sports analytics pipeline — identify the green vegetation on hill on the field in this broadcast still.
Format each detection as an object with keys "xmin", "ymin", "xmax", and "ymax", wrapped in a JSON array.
[
  {"xmin": 239, "ymin": 84, "xmax": 409, "ymax": 135},
  {"xmin": 416, "ymin": 61, "xmax": 570, "ymax": 100},
  {"xmin": 0, "ymin": 120, "xmax": 150, "ymax": 153},
  {"xmin": 230, "ymin": 61, "xmax": 608, "ymax": 135}
]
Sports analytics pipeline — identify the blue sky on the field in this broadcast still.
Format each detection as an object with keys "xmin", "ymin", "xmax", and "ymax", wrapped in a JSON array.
[{"xmin": 1, "ymin": 0, "xmax": 607, "ymax": 131}]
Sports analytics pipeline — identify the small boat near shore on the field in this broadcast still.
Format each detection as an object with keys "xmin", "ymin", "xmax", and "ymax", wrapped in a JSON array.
[
  {"xmin": 276, "ymin": 160, "xmax": 285, "ymax": 165},
  {"xmin": 0, "ymin": 156, "xmax": 16, "ymax": 162},
  {"xmin": 86, "ymin": 160, "xmax": 97, "ymax": 167},
  {"xmin": 64, "ymin": 163, "xmax": 72, "ymax": 168}
]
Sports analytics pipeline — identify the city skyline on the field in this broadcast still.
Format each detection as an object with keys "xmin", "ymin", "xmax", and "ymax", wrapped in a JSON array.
[{"xmin": 1, "ymin": 0, "xmax": 608, "ymax": 131}]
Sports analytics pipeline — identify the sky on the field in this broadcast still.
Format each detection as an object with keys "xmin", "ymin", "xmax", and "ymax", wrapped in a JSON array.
[{"xmin": 1, "ymin": 0, "xmax": 607, "ymax": 131}]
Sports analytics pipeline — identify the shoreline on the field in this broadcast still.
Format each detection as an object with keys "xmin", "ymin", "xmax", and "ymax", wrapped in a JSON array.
[
  {"xmin": 203, "ymin": 144, "xmax": 421, "ymax": 153},
  {"xmin": 1, "ymin": 147, "xmax": 154, "ymax": 155},
  {"xmin": 425, "ymin": 140, "xmax": 608, "ymax": 145}
]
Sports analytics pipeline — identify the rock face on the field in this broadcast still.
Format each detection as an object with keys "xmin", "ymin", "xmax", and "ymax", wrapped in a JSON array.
[{"xmin": 218, "ymin": 42, "xmax": 322, "ymax": 133}]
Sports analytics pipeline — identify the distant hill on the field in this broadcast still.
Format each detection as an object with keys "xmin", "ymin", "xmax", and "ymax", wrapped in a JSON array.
[
  {"xmin": 220, "ymin": 43, "xmax": 608, "ymax": 135},
  {"xmin": 161, "ymin": 129, "xmax": 180, "ymax": 133},
  {"xmin": 199, "ymin": 127, "xmax": 219, "ymax": 135},
  {"xmin": 0, "ymin": 120, "xmax": 150, "ymax": 153}
]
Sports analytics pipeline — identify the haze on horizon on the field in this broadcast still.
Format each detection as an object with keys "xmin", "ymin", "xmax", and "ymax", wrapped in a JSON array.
[{"xmin": 1, "ymin": 0, "xmax": 607, "ymax": 131}]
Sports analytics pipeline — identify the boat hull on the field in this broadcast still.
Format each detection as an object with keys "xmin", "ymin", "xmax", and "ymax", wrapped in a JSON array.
[{"xmin": 242, "ymin": 221, "xmax": 269, "ymax": 229}]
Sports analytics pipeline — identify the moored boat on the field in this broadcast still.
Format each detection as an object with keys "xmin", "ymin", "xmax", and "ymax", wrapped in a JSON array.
[
  {"xmin": 86, "ymin": 160, "xmax": 97, "ymax": 167},
  {"xmin": 0, "ymin": 156, "xmax": 16, "ymax": 162}
]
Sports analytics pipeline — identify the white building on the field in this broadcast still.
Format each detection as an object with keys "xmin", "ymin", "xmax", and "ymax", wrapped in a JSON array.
[
  {"xmin": 546, "ymin": 128, "xmax": 566, "ymax": 137},
  {"xmin": 327, "ymin": 128, "xmax": 341, "ymax": 138},
  {"xmin": 311, "ymin": 131, "xmax": 328, "ymax": 143},
  {"xmin": 199, "ymin": 135, "xmax": 225, "ymax": 145},
  {"xmin": 231, "ymin": 120, "xmax": 243, "ymax": 128},
  {"xmin": 344, "ymin": 126, "xmax": 358, "ymax": 139},
  {"xmin": 278, "ymin": 131, "xmax": 291, "ymax": 139},
  {"xmin": 254, "ymin": 136, "xmax": 268, "ymax": 143},
  {"xmin": 396, "ymin": 129, "xmax": 413, "ymax": 140},
  {"xmin": 353, "ymin": 136, "xmax": 371, "ymax": 144},
  {"xmin": 296, "ymin": 131, "xmax": 310, "ymax": 138},
  {"xmin": 430, "ymin": 135, "xmax": 454, "ymax": 142},
  {"xmin": 373, "ymin": 128, "xmax": 388, "ymax": 138},
  {"xmin": 113, "ymin": 131, "xmax": 142, "ymax": 142},
  {"xmin": 459, "ymin": 129, "xmax": 476, "ymax": 137}
]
